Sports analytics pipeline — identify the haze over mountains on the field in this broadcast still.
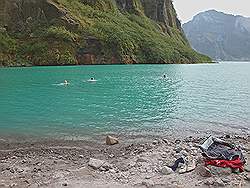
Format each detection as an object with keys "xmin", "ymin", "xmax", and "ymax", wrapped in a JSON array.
[{"xmin": 183, "ymin": 10, "xmax": 250, "ymax": 61}]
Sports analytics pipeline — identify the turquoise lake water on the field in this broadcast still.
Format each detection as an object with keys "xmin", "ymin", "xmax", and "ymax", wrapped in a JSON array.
[{"xmin": 0, "ymin": 63, "xmax": 250, "ymax": 140}]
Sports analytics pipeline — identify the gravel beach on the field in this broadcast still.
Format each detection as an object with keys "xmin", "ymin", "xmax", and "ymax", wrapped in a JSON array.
[{"xmin": 0, "ymin": 133, "xmax": 249, "ymax": 188}]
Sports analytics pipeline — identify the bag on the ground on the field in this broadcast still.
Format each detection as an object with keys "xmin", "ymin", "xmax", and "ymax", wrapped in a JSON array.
[{"xmin": 199, "ymin": 136, "xmax": 245, "ymax": 172}]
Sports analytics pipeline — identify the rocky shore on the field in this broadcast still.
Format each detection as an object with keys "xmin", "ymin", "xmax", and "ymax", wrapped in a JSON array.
[{"xmin": 0, "ymin": 134, "xmax": 249, "ymax": 188}]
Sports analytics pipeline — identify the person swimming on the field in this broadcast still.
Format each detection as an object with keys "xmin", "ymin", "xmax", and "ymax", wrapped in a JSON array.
[
  {"xmin": 163, "ymin": 74, "xmax": 166, "ymax": 79},
  {"xmin": 64, "ymin": 80, "xmax": 69, "ymax": 85},
  {"xmin": 88, "ymin": 77, "xmax": 97, "ymax": 82}
]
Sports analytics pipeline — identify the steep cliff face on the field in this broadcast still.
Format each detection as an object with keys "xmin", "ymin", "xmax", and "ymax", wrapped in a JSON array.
[
  {"xmin": 1, "ymin": 0, "xmax": 78, "ymax": 32},
  {"xmin": 0, "ymin": 0, "xmax": 210, "ymax": 66}
]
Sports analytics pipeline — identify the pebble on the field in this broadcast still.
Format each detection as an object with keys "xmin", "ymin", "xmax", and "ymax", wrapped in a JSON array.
[
  {"xmin": 175, "ymin": 139, "xmax": 181, "ymax": 144},
  {"xmin": 225, "ymin": 134, "xmax": 231, "ymax": 139},
  {"xmin": 102, "ymin": 162, "xmax": 113, "ymax": 171},
  {"xmin": 161, "ymin": 166, "xmax": 174, "ymax": 175},
  {"xmin": 204, "ymin": 178, "xmax": 214, "ymax": 186},
  {"xmin": 141, "ymin": 180, "xmax": 154, "ymax": 187},
  {"xmin": 108, "ymin": 154, "xmax": 115, "ymax": 158},
  {"xmin": 213, "ymin": 178, "xmax": 225, "ymax": 187},
  {"xmin": 180, "ymin": 150, "xmax": 188, "ymax": 156},
  {"xmin": 130, "ymin": 171, "xmax": 135, "ymax": 175},
  {"xmin": 152, "ymin": 140, "xmax": 158, "ymax": 145},
  {"xmin": 221, "ymin": 177, "xmax": 230, "ymax": 184},
  {"xmin": 88, "ymin": 158, "xmax": 105, "ymax": 170},
  {"xmin": 161, "ymin": 153, "xmax": 167, "ymax": 158},
  {"xmin": 244, "ymin": 164, "xmax": 250, "ymax": 172},
  {"xmin": 244, "ymin": 174, "xmax": 250, "ymax": 181},
  {"xmin": 62, "ymin": 182, "xmax": 68, "ymax": 186},
  {"xmin": 174, "ymin": 147, "xmax": 183, "ymax": 153},
  {"xmin": 162, "ymin": 138, "xmax": 169, "ymax": 144},
  {"xmin": 109, "ymin": 169, "xmax": 117, "ymax": 174},
  {"xmin": 10, "ymin": 183, "xmax": 17, "ymax": 187},
  {"xmin": 137, "ymin": 157, "xmax": 148, "ymax": 163},
  {"xmin": 99, "ymin": 167, "xmax": 107, "ymax": 172},
  {"xmin": 16, "ymin": 167, "xmax": 24, "ymax": 173},
  {"xmin": 32, "ymin": 167, "xmax": 41, "ymax": 173},
  {"xmin": 79, "ymin": 155, "xmax": 84, "ymax": 158},
  {"xmin": 196, "ymin": 166, "xmax": 212, "ymax": 177}
]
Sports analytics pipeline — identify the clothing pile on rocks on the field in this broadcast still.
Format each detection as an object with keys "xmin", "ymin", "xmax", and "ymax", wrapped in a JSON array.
[
  {"xmin": 200, "ymin": 136, "xmax": 245, "ymax": 173},
  {"xmin": 169, "ymin": 136, "xmax": 246, "ymax": 174}
]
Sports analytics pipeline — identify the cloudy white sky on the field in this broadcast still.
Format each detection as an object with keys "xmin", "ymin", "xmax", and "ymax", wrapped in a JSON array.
[{"xmin": 173, "ymin": 0, "xmax": 250, "ymax": 23}]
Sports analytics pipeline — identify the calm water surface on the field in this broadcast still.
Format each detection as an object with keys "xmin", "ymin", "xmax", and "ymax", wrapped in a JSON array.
[{"xmin": 0, "ymin": 63, "xmax": 249, "ymax": 139}]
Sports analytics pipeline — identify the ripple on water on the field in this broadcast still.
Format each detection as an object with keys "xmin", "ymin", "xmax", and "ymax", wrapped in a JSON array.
[{"xmin": 0, "ymin": 63, "xmax": 250, "ymax": 139}]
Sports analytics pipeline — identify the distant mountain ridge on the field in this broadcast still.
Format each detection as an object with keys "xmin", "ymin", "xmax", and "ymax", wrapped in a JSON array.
[{"xmin": 183, "ymin": 10, "xmax": 250, "ymax": 61}]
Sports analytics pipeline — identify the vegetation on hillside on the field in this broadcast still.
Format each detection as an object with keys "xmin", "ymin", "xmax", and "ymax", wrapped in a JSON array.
[{"xmin": 0, "ymin": 0, "xmax": 211, "ymax": 66}]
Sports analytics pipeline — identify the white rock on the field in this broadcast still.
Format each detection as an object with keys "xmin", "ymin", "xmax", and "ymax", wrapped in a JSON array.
[
  {"xmin": 161, "ymin": 166, "xmax": 174, "ymax": 175},
  {"xmin": 244, "ymin": 164, "xmax": 250, "ymax": 172},
  {"xmin": 88, "ymin": 158, "xmax": 105, "ymax": 170}
]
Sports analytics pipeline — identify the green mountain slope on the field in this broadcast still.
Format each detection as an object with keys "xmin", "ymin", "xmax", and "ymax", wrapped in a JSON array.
[{"xmin": 0, "ymin": 0, "xmax": 211, "ymax": 66}]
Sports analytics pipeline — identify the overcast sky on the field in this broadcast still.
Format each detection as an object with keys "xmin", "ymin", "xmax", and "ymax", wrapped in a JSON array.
[{"xmin": 173, "ymin": 0, "xmax": 250, "ymax": 23}]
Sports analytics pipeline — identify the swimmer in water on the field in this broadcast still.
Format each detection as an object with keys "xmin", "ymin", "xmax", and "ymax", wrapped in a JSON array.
[
  {"xmin": 88, "ymin": 77, "xmax": 96, "ymax": 82},
  {"xmin": 163, "ymin": 74, "xmax": 166, "ymax": 79},
  {"xmin": 64, "ymin": 80, "xmax": 69, "ymax": 85}
]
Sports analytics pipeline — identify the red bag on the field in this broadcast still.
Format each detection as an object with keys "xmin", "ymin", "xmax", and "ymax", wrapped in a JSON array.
[{"xmin": 205, "ymin": 157, "xmax": 244, "ymax": 172}]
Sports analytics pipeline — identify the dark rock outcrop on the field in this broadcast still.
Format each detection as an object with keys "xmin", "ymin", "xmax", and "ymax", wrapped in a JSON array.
[{"xmin": 1, "ymin": 0, "xmax": 78, "ymax": 32}]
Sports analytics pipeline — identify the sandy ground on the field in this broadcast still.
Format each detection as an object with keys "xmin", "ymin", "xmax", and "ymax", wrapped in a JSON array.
[{"xmin": 0, "ymin": 134, "xmax": 250, "ymax": 188}]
